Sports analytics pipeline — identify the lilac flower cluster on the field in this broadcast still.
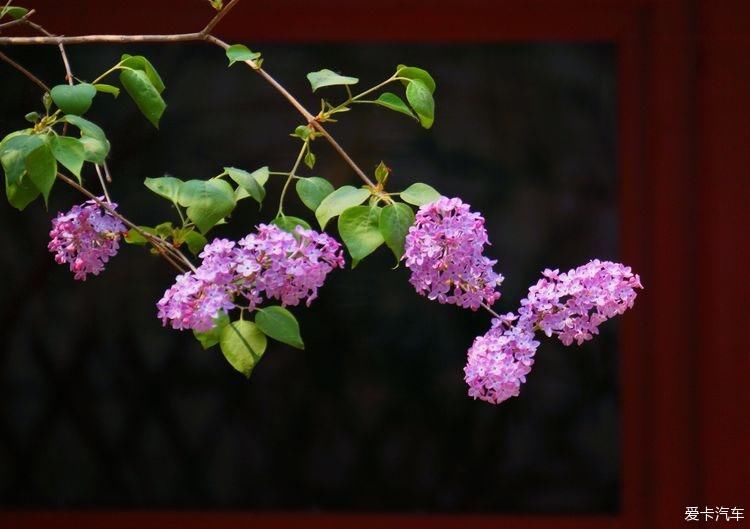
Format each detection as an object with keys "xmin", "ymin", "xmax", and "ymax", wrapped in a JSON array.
[
  {"xmin": 403, "ymin": 197, "xmax": 503, "ymax": 309},
  {"xmin": 465, "ymin": 260, "xmax": 642, "ymax": 404},
  {"xmin": 157, "ymin": 224, "xmax": 345, "ymax": 332},
  {"xmin": 464, "ymin": 314, "xmax": 540, "ymax": 404},
  {"xmin": 48, "ymin": 198, "xmax": 126, "ymax": 281},
  {"xmin": 518, "ymin": 260, "xmax": 643, "ymax": 346}
]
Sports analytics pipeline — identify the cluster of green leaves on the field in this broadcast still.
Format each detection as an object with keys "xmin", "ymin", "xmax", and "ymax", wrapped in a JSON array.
[
  {"xmin": 0, "ymin": 54, "xmax": 165, "ymax": 211},
  {"xmin": 0, "ymin": 114, "xmax": 110, "ymax": 209},
  {"xmin": 306, "ymin": 64, "xmax": 436, "ymax": 129},
  {"xmin": 195, "ymin": 306, "xmax": 304, "ymax": 378},
  {"xmin": 133, "ymin": 166, "xmax": 270, "ymax": 253},
  {"xmin": 48, "ymin": 54, "xmax": 166, "ymax": 128},
  {"xmin": 294, "ymin": 170, "xmax": 441, "ymax": 266}
]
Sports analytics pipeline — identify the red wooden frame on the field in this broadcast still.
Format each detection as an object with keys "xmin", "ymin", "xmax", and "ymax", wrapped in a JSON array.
[{"xmin": 2, "ymin": 1, "xmax": 748, "ymax": 528}]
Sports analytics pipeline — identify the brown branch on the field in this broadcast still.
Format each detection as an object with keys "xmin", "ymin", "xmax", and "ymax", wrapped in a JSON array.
[
  {"xmin": 0, "ymin": 49, "xmax": 49, "ymax": 91},
  {"xmin": 0, "ymin": 32, "xmax": 205, "ymax": 45},
  {"xmin": 0, "ymin": 7, "xmax": 34, "ymax": 30},
  {"xmin": 57, "ymin": 172, "xmax": 194, "ymax": 273},
  {"xmin": 2, "ymin": 0, "xmax": 377, "ymax": 188},
  {"xmin": 205, "ymin": 35, "xmax": 376, "ymax": 188},
  {"xmin": 200, "ymin": 0, "xmax": 239, "ymax": 36}
]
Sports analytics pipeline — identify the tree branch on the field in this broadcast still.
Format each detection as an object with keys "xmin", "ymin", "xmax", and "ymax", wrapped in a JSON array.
[
  {"xmin": 0, "ymin": 49, "xmax": 49, "ymax": 91},
  {"xmin": 0, "ymin": 7, "xmax": 35, "ymax": 30}
]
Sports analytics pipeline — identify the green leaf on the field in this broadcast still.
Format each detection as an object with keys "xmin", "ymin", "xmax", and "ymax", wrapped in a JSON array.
[
  {"xmin": 49, "ymin": 136, "xmax": 84, "ymax": 180},
  {"xmin": 248, "ymin": 166, "xmax": 269, "ymax": 186},
  {"xmin": 120, "ymin": 69, "xmax": 166, "ymax": 128},
  {"xmin": 0, "ymin": 133, "xmax": 43, "ymax": 210},
  {"xmin": 219, "ymin": 319, "xmax": 267, "ymax": 378},
  {"xmin": 256, "ymin": 306, "xmax": 304, "ymax": 349},
  {"xmin": 123, "ymin": 227, "xmax": 153, "ymax": 245},
  {"xmin": 338, "ymin": 205, "xmax": 384, "ymax": 264},
  {"xmin": 225, "ymin": 166, "xmax": 265, "ymax": 204},
  {"xmin": 182, "ymin": 230, "xmax": 208, "ymax": 255},
  {"xmin": 193, "ymin": 311, "xmax": 229, "ymax": 349},
  {"xmin": 0, "ymin": 6, "xmax": 29, "ymax": 20},
  {"xmin": 144, "ymin": 176, "xmax": 183, "ymax": 203},
  {"xmin": 315, "ymin": 185, "xmax": 371, "ymax": 229},
  {"xmin": 62, "ymin": 115, "xmax": 110, "ymax": 163},
  {"xmin": 374, "ymin": 161, "xmax": 390, "ymax": 184},
  {"xmin": 304, "ymin": 150, "xmax": 316, "ymax": 170},
  {"xmin": 396, "ymin": 65, "xmax": 436, "ymax": 93},
  {"xmin": 226, "ymin": 44, "xmax": 261, "ymax": 66},
  {"xmin": 401, "ymin": 182, "xmax": 441, "ymax": 206},
  {"xmin": 78, "ymin": 136, "xmax": 109, "ymax": 163},
  {"xmin": 293, "ymin": 125, "xmax": 312, "ymax": 141},
  {"xmin": 24, "ymin": 143, "xmax": 57, "ymax": 205},
  {"xmin": 295, "ymin": 176, "xmax": 334, "ymax": 211},
  {"xmin": 405, "ymin": 79, "xmax": 435, "ymax": 129},
  {"xmin": 50, "ymin": 83, "xmax": 96, "ymax": 116},
  {"xmin": 379, "ymin": 202, "xmax": 415, "ymax": 260},
  {"xmin": 24, "ymin": 112, "xmax": 40, "ymax": 123},
  {"xmin": 272, "ymin": 215, "xmax": 311, "ymax": 233},
  {"xmin": 120, "ymin": 54, "xmax": 165, "ymax": 93},
  {"xmin": 177, "ymin": 179, "xmax": 236, "ymax": 234},
  {"xmin": 306, "ymin": 69, "xmax": 359, "ymax": 92},
  {"xmin": 373, "ymin": 92, "xmax": 417, "ymax": 120},
  {"xmin": 154, "ymin": 221, "xmax": 174, "ymax": 237},
  {"xmin": 94, "ymin": 83, "xmax": 120, "ymax": 97}
]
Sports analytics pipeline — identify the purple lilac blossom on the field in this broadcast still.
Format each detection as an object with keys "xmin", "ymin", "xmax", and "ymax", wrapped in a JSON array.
[
  {"xmin": 157, "ymin": 225, "xmax": 344, "ymax": 332},
  {"xmin": 48, "ymin": 198, "xmax": 126, "ymax": 280},
  {"xmin": 403, "ymin": 197, "xmax": 503, "ymax": 310},
  {"xmin": 465, "ymin": 259, "xmax": 642, "ymax": 405},
  {"xmin": 518, "ymin": 259, "xmax": 643, "ymax": 346},
  {"xmin": 464, "ymin": 316, "xmax": 540, "ymax": 405},
  {"xmin": 236, "ymin": 224, "xmax": 346, "ymax": 307}
]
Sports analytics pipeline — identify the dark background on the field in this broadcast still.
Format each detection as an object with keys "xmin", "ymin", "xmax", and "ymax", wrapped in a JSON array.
[{"xmin": 0, "ymin": 43, "xmax": 618, "ymax": 512}]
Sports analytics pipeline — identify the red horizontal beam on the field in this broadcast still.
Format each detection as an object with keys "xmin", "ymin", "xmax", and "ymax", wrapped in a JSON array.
[
  {"xmin": 18, "ymin": 0, "xmax": 645, "ymax": 42},
  {"xmin": 0, "ymin": 511, "xmax": 621, "ymax": 529}
]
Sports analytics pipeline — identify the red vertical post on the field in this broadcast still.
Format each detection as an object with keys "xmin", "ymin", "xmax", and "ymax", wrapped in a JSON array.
[{"xmin": 695, "ymin": 0, "xmax": 750, "ymax": 508}]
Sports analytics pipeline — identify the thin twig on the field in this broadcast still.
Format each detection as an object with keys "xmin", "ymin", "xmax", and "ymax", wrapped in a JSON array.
[
  {"xmin": 57, "ymin": 172, "xmax": 194, "ymax": 273},
  {"xmin": 57, "ymin": 42, "xmax": 73, "ymax": 83},
  {"xmin": 0, "ymin": 49, "xmax": 49, "ymax": 91},
  {"xmin": 103, "ymin": 160, "xmax": 112, "ymax": 183},
  {"xmin": 200, "ymin": 0, "xmax": 239, "ymax": 35},
  {"xmin": 277, "ymin": 140, "xmax": 309, "ymax": 216},
  {"xmin": 94, "ymin": 164, "xmax": 112, "ymax": 203},
  {"xmin": 205, "ymin": 35, "xmax": 377, "ymax": 188},
  {"xmin": 0, "ymin": 3, "xmax": 377, "ymax": 188},
  {"xmin": 0, "ymin": 7, "xmax": 35, "ymax": 30}
]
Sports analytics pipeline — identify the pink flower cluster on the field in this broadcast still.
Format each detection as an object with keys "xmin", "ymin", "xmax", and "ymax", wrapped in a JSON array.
[
  {"xmin": 403, "ymin": 197, "xmax": 503, "ymax": 309},
  {"xmin": 465, "ymin": 260, "xmax": 642, "ymax": 404},
  {"xmin": 48, "ymin": 198, "xmax": 126, "ymax": 281},
  {"xmin": 518, "ymin": 260, "xmax": 643, "ymax": 346},
  {"xmin": 157, "ymin": 224, "xmax": 345, "ymax": 332},
  {"xmin": 464, "ymin": 314, "xmax": 540, "ymax": 404}
]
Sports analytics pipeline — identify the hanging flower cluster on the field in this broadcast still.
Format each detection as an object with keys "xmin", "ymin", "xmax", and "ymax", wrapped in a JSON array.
[
  {"xmin": 157, "ymin": 224, "xmax": 345, "ymax": 332},
  {"xmin": 518, "ymin": 260, "xmax": 643, "ymax": 346},
  {"xmin": 464, "ymin": 314, "xmax": 540, "ymax": 404},
  {"xmin": 48, "ymin": 198, "xmax": 126, "ymax": 281},
  {"xmin": 403, "ymin": 197, "xmax": 503, "ymax": 310},
  {"xmin": 463, "ymin": 260, "xmax": 642, "ymax": 404}
]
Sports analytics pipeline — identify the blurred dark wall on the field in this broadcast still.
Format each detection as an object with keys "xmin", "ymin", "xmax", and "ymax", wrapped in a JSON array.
[{"xmin": 0, "ymin": 43, "xmax": 617, "ymax": 512}]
